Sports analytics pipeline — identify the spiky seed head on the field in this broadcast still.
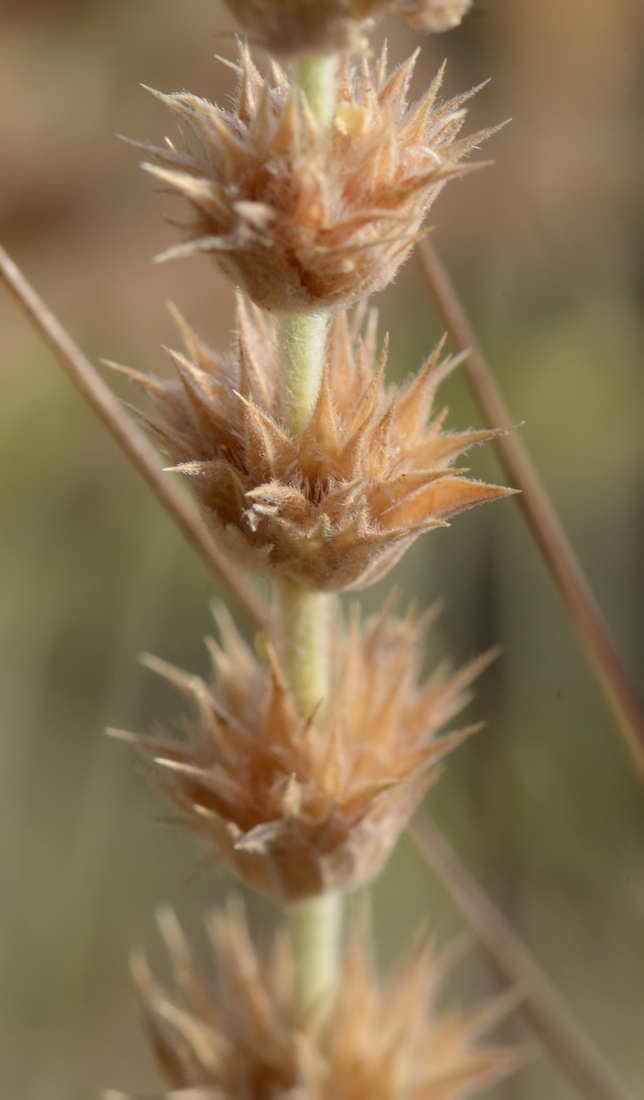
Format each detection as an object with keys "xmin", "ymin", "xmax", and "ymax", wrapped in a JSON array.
[
  {"xmin": 140, "ymin": 46, "xmax": 494, "ymax": 312},
  {"xmin": 117, "ymin": 303, "xmax": 513, "ymax": 592},
  {"xmin": 220, "ymin": 0, "xmax": 473, "ymax": 56},
  {"xmin": 114, "ymin": 602, "xmax": 497, "ymax": 902},
  {"xmin": 121, "ymin": 905, "xmax": 520, "ymax": 1099}
]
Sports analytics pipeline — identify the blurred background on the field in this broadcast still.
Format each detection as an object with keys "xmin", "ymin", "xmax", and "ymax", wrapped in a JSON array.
[{"xmin": 1, "ymin": 1, "xmax": 644, "ymax": 1096}]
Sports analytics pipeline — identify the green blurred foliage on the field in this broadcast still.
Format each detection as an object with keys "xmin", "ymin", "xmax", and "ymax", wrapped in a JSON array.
[{"xmin": 1, "ymin": 1, "xmax": 643, "ymax": 1097}]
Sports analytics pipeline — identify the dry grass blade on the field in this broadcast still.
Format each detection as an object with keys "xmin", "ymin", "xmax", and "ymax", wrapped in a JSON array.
[
  {"xmin": 410, "ymin": 815, "xmax": 633, "ymax": 1100},
  {"xmin": 417, "ymin": 239, "xmax": 644, "ymax": 779},
  {"xmin": 0, "ymin": 243, "xmax": 268, "ymax": 630}
]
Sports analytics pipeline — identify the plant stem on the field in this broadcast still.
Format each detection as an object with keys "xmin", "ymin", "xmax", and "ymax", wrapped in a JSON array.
[
  {"xmin": 279, "ymin": 53, "xmax": 336, "ymax": 438},
  {"xmin": 280, "ymin": 571, "xmax": 341, "ymax": 1015},
  {"xmin": 279, "ymin": 580, "xmax": 330, "ymax": 716},
  {"xmin": 279, "ymin": 52, "xmax": 342, "ymax": 1011},
  {"xmin": 0, "ymin": 243, "xmax": 269, "ymax": 631},
  {"xmin": 288, "ymin": 892, "xmax": 342, "ymax": 1010},
  {"xmin": 410, "ymin": 816, "xmax": 632, "ymax": 1100},
  {"xmin": 417, "ymin": 239, "xmax": 644, "ymax": 779},
  {"xmin": 294, "ymin": 53, "xmax": 338, "ymax": 128},
  {"xmin": 279, "ymin": 312, "xmax": 328, "ymax": 438}
]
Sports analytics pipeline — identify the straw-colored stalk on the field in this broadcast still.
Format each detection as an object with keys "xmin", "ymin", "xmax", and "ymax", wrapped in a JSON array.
[
  {"xmin": 417, "ymin": 239, "xmax": 644, "ymax": 777},
  {"xmin": 279, "ymin": 52, "xmax": 342, "ymax": 1010}
]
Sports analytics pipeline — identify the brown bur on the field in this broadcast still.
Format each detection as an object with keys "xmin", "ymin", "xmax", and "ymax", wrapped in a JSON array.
[
  {"xmin": 111, "ymin": 301, "xmax": 513, "ymax": 593},
  {"xmin": 110, "ymin": 602, "xmax": 498, "ymax": 903},
  {"xmin": 140, "ymin": 45, "xmax": 495, "ymax": 313},
  {"xmin": 121, "ymin": 904, "xmax": 521, "ymax": 1100}
]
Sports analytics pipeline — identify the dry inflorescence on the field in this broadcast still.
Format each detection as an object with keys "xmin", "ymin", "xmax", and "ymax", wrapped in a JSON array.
[
  {"xmin": 120, "ymin": 905, "xmax": 518, "ymax": 1100},
  {"xmin": 112, "ymin": 603, "xmax": 495, "ymax": 902},
  {"xmin": 116, "ymin": 302, "xmax": 511, "ymax": 592},
  {"xmin": 141, "ymin": 45, "xmax": 491, "ymax": 312},
  {"xmin": 220, "ymin": 0, "xmax": 473, "ymax": 55},
  {"xmin": 101, "ymin": 0, "xmax": 525, "ymax": 1087}
]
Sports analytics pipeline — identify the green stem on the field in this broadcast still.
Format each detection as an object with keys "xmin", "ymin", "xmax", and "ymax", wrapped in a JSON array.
[
  {"xmin": 279, "ymin": 576, "xmax": 342, "ymax": 1013},
  {"xmin": 294, "ymin": 53, "xmax": 338, "ymax": 128},
  {"xmin": 278, "ymin": 50, "xmax": 342, "ymax": 1014},
  {"xmin": 288, "ymin": 892, "xmax": 342, "ymax": 1009},
  {"xmin": 279, "ymin": 313, "xmax": 328, "ymax": 438},
  {"xmin": 279, "ymin": 580, "xmax": 330, "ymax": 717},
  {"xmin": 279, "ymin": 56, "xmax": 336, "ymax": 439}
]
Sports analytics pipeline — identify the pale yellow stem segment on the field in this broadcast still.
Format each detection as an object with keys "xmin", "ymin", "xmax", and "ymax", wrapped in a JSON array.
[
  {"xmin": 288, "ymin": 891, "xmax": 343, "ymax": 1009},
  {"xmin": 279, "ymin": 580, "xmax": 342, "ymax": 1011},
  {"xmin": 279, "ymin": 580, "xmax": 330, "ymax": 717},
  {"xmin": 279, "ymin": 312, "xmax": 328, "ymax": 438},
  {"xmin": 278, "ymin": 51, "xmax": 343, "ymax": 1013},
  {"xmin": 294, "ymin": 53, "xmax": 338, "ymax": 128}
]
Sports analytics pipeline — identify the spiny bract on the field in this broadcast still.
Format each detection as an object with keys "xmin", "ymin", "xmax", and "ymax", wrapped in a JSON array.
[
  {"xmin": 112, "ymin": 905, "xmax": 519, "ymax": 1099},
  {"xmin": 141, "ymin": 44, "xmax": 493, "ymax": 312},
  {"xmin": 115, "ymin": 302, "xmax": 512, "ymax": 592},
  {"xmin": 111, "ymin": 602, "xmax": 495, "ymax": 902}
]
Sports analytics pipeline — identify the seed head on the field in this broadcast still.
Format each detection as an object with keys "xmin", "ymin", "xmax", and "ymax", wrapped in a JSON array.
[
  {"xmin": 140, "ymin": 46, "xmax": 492, "ymax": 312},
  {"xmin": 112, "ymin": 602, "xmax": 496, "ymax": 902},
  {"xmin": 219, "ymin": 0, "xmax": 473, "ymax": 56},
  {"xmin": 115, "ymin": 303, "xmax": 512, "ymax": 592},
  {"xmin": 122, "ymin": 905, "xmax": 520, "ymax": 1099}
]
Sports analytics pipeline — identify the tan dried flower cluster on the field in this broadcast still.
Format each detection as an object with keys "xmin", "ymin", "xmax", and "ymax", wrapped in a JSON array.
[
  {"xmin": 122, "ymin": 905, "xmax": 517, "ymax": 1100},
  {"xmin": 142, "ymin": 45, "xmax": 491, "ymax": 312},
  {"xmin": 120, "ymin": 302, "xmax": 510, "ymax": 592},
  {"xmin": 104, "ymin": 0, "xmax": 524, "ymax": 1091},
  {"xmin": 220, "ymin": 0, "xmax": 473, "ymax": 56},
  {"xmin": 113, "ymin": 603, "xmax": 494, "ymax": 902}
]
